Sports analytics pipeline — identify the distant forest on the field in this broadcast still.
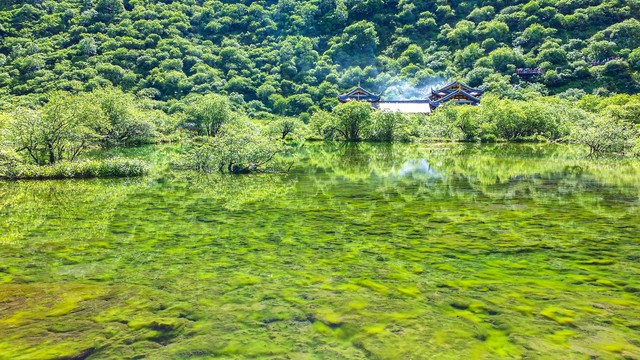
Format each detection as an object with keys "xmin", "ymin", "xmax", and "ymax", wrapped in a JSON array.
[{"xmin": 1, "ymin": 0, "xmax": 640, "ymax": 117}]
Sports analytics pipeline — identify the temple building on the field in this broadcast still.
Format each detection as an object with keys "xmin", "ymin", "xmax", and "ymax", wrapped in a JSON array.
[
  {"xmin": 427, "ymin": 81, "xmax": 484, "ymax": 109},
  {"xmin": 338, "ymin": 87, "xmax": 433, "ymax": 113},
  {"xmin": 337, "ymin": 80, "xmax": 484, "ymax": 114},
  {"xmin": 337, "ymin": 87, "xmax": 381, "ymax": 103}
]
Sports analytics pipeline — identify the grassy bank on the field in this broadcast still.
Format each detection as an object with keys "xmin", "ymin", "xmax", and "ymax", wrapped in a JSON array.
[{"xmin": 0, "ymin": 158, "xmax": 150, "ymax": 180}]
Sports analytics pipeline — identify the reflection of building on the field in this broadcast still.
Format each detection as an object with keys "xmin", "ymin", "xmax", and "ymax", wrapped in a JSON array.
[{"xmin": 337, "ymin": 80, "xmax": 484, "ymax": 114}]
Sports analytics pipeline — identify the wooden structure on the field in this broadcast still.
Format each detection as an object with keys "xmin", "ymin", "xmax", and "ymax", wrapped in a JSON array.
[
  {"xmin": 337, "ymin": 87, "xmax": 381, "ymax": 103},
  {"xmin": 428, "ymin": 81, "xmax": 485, "ymax": 110},
  {"xmin": 337, "ymin": 80, "xmax": 484, "ymax": 114},
  {"xmin": 516, "ymin": 68, "xmax": 545, "ymax": 77}
]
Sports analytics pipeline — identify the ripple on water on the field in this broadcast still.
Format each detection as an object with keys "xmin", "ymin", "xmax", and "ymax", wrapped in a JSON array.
[{"xmin": 1, "ymin": 143, "xmax": 640, "ymax": 359}]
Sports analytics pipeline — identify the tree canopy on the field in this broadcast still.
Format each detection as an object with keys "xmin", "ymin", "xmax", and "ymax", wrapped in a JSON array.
[{"xmin": 0, "ymin": 0, "xmax": 638, "ymax": 116}]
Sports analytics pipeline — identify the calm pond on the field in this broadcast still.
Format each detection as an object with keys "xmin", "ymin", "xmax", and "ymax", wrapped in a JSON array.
[{"xmin": 1, "ymin": 143, "xmax": 639, "ymax": 359}]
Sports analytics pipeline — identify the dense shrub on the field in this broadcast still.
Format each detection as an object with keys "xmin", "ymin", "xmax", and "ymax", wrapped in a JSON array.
[
  {"xmin": 0, "ymin": 158, "xmax": 150, "ymax": 179},
  {"xmin": 182, "ymin": 94, "xmax": 232, "ymax": 137},
  {"xmin": 569, "ymin": 115, "xmax": 639, "ymax": 154},
  {"xmin": 175, "ymin": 121, "xmax": 289, "ymax": 174},
  {"xmin": 419, "ymin": 112, "xmax": 462, "ymax": 140},
  {"xmin": 1, "ymin": 88, "xmax": 170, "ymax": 166},
  {"xmin": 0, "ymin": 148, "xmax": 21, "ymax": 167},
  {"xmin": 323, "ymin": 101, "xmax": 372, "ymax": 141},
  {"xmin": 426, "ymin": 96, "xmax": 571, "ymax": 141}
]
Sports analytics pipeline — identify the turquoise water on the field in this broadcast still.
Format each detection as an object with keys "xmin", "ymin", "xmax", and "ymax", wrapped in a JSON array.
[{"xmin": 1, "ymin": 143, "xmax": 639, "ymax": 359}]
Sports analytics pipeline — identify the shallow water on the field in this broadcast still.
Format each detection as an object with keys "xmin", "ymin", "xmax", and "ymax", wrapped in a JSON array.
[{"xmin": 1, "ymin": 143, "xmax": 639, "ymax": 359}]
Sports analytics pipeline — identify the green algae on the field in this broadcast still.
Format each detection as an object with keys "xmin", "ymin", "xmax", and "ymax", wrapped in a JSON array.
[{"xmin": 0, "ymin": 143, "xmax": 640, "ymax": 359}]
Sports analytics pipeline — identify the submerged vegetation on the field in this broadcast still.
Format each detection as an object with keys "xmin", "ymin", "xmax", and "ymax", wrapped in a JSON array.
[{"xmin": 1, "ymin": 143, "xmax": 640, "ymax": 359}]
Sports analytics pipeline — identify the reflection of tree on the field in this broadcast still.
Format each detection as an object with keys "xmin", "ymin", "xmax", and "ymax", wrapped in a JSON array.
[
  {"xmin": 299, "ymin": 142, "xmax": 640, "ymax": 218},
  {"xmin": 0, "ymin": 178, "xmax": 151, "ymax": 245},
  {"xmin": 302, "ymin": 142, "xmax": 418, "ymax": 179},
  {"xmin": 173, "ymin": 171, "xmax": 297, "ymax": 211}
]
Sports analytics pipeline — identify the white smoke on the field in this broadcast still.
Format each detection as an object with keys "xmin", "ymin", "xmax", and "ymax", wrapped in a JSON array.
[{"xmin": 381, "ymin": 77, "xmax": 448, "ymax": 100}]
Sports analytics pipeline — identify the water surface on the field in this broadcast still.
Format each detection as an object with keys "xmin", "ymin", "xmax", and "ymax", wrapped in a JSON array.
[{"xmin": 1, "ymin": 143, "xmax": 639, "ymax": 359}]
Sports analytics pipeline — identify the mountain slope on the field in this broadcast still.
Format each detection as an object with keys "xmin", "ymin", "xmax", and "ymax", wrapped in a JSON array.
[{"xmin": 1, "ymin": 0, "xmax": 639, "ymax": 116}]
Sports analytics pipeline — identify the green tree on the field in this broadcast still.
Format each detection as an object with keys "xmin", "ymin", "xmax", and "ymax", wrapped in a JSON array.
[
  {"xmin": 329, "ymin": 20, "xmax": 378, "ymax": 66},
  {"xmin": 4, "ymin": 92, "xmax": 105, "ymax": 165},
  {"xmin": 92, "ymin": 87, "xmax": 157, "ymax": 147},
  {"xmin": 446, "ymin": 20, "xmax": 476, "ymax": 48},
  {"xmin": 593, "ymin": 19, "xmax": 640, "ymax": 50},
  {"xmin": 489, "ymin": 47, "xmax": 518, "ymax": 72},
  {"xmin": 474, "ymin": 20, "xmax": 510, "ymax": 43},
  {"xmin": 629, "ymin": 47, "xmax": 640, "ymax": 72},
  {"xmin": 454, "ymin": 43, "xmax": 484, "ymax": 70},
  {"xmin": 515, "ymin": 24, "xmax": 556, "ymax": 47},
  {"xmin": 369, "ymin": 111, "xmax": 410, "ymax": 142},
  {"xmin": 569, "ymin": 115, "xmax": 639, "ymax": 154},
  {"xmin": 268, "ymin": 117, "xmax": 306, "ymax": 139},
  {"xmin": 585, "ymin": 40, "xmax": 617, "ymax": 61},
  {"xmin": 79, "ymin": 37, "xmax": 97, "ymax": 56},
  {"xmin": 309, "ymin": 110, "xmax": 334, "ymax": 139},
  {"xmin": 177, "ymin": 121, "xmax": 287, "ymax": 174},
  {"xmin": 327, "ymin": 101, "xmax": 372, "ymax": 141},
  {"xmin": 95, "ymin": 0, "xmax": 124, "ymax": 22},
  {"xmin": 183, "ymin": 94, "xmax": 233, "ymax": 137},
  {"xmin": 537, "ymin": 47, "xmax": 567, "ymax": 65},
  {"xmin": 467, "ymin": 6, "xmax": 495, "ymax": 23}
]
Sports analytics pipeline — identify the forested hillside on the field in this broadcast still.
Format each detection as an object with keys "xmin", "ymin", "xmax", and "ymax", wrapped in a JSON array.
[{"xmin": 1, "ymin": 0, "xmax": 640, "ymax": 117}]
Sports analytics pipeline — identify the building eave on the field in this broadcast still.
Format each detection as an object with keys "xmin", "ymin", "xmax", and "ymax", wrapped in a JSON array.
[
  {"xmin": 434, "ymin": 81, "xmax": 484, "ymax": 94},
  {"xmin": 431, "ymin": 89, "xmax": 482, "ymax": 104}
]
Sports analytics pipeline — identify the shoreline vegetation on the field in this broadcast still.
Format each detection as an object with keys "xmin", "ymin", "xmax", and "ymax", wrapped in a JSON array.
[
  {"xmin": 0, "ymin": 157, "xmax": 150, "ymax": 180},
  {"xmin": 1, "ymin": 88, "xmax": 640, "ymax": 179}
]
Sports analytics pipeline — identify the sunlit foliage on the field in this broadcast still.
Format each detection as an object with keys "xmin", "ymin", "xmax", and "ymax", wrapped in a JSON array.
[
  {"xmin": 0, "ymin": 0, "xmax": 639, "ymax": 116},
  {"xmin": 175, "ymin": 120, "xmax": 289, "ymax": 174}
]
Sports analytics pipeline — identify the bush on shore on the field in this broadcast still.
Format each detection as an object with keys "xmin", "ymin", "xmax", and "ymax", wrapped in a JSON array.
[
  {"xmin": 0, "ymin": 88, "xmax": 176, "ymax": 167},
  {"xmin": 0, "ymin": 158, "xmax": 150, "ymax": 179}
]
